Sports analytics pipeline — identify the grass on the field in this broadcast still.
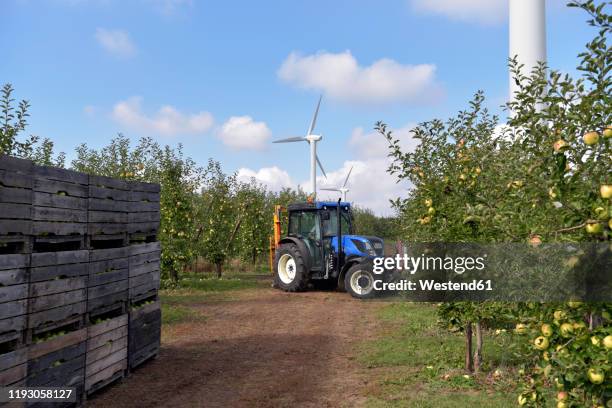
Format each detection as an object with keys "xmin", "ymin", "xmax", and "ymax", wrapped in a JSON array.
[
  {"xmin": 161, "ymin": 271, "xmax": 269, "ymax": 325},
  {"xmin": 359, "ymin": 303, "xmax": 519, "ymax": 407}
]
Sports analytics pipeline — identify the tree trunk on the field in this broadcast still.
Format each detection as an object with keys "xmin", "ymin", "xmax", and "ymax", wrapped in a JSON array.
[
  {"xmin": 215, "ymin": 262, "xmax": 222, "ymax": 278},
  {"xmin": 169, "ymin": 268, "xmax": 179, "ymax": 282},
  {"xmin": 474, "ymin": 321, "xmax": 483, "ymax": 372},
  {"xmin": 465, "ymin": 322, "xmax": 474, "ymax": 373}
]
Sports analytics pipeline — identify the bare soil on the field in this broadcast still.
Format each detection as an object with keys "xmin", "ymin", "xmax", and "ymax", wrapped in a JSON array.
[{"xmin": 88, "ymin": 288, "xmax": 381, "ymax": 408}]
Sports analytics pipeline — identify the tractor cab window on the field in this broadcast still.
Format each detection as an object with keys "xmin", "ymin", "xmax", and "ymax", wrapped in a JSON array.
[
  {"xmin": 289, "ymin": 211, "xmax": 321, "ymax": 241},
  {"xmin": 321, "ymin": 208, "xmax": 352, "ymax": 237}
]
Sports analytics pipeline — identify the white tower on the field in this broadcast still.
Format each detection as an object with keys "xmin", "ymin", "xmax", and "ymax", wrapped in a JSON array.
[{"xmin": 509, "ymin": 0, "xmax": 547, "ymax": 103}]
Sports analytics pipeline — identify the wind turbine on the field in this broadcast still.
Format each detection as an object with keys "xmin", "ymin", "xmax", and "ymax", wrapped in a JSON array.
[
  {"xmin": 321, "ymin": 165, "xmax": 353, "ymax": 202},
  {"xmin": 273, "ymin": 96, "xmax": 327, "ymax": 198}
]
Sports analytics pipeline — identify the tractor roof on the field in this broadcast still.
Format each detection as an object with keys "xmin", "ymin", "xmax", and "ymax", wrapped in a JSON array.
[{"xmin": 287, "ymin": 201, "xmax": 351, "ymax": 212}]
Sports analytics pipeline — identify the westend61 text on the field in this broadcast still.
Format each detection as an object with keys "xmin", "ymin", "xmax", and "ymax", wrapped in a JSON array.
[{"xmin": 374, "ymin": 279, "xmax": 493, "ymax": 292}]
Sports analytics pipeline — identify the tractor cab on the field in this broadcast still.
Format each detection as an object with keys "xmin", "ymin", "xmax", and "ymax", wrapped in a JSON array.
[{"xmin": 270, "ymin": 200, "xmax": 384, "ymax": 299}]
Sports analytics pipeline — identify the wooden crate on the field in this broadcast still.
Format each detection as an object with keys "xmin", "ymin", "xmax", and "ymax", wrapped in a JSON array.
[
  {"xmin": 88, "ymin": 176, "xmax": 129, "ymax": 243},
  {"xmin": 128, "ymin": 300, "xmax": 160, "ymax": 370},
  {"xmin": 127, "ymin": 181, "xmax": 160, "ymax": 242},
  {"xmin": 28, "ymin": 251, "xmax": 88, "ymax": 340},
  {"xmin": 128, "ymin": 242, "xmax": 160, "ymax": 304},
  {"xmin": 26, "ymin": 329, "xmax": 86, "ymax": 407},
  {"xmin": 0, "ymin": 161, "xmax": 33, "ymax": 241},
  {"xmin": 31, "ymin": 166, "xmax": 87, "ymax": 250},
  {"xmin": 85, "ymin": 314, "xmax": 128, "ymax": 395},
  {"xmin": 0, "ymin": 254, "xmax": 29, "ymax": 350},
  {"xmin": 0, "ymin": 348, "xmax": 27, "ymax": 388},
  {"xmin": 88, "ymin": 248, "xmax": 128, "ymax": 317}
]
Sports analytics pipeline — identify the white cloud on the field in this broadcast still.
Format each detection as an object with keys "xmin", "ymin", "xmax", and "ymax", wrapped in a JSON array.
[
  {"xmin": 95, "ymin": 28, "xmax": 136, "ymax": 57},
  {"xmin": 236, "ymin": 167, "xmax": 294, "ymax": 191},
  {"xmin": 409, "ymin": 0, "xmax": 507, "ymax": 25},
  {"xmin": 349, "ymin": 124, "xmax": 417, "ymax": 160},
  {"xmin": 144, "ymin": 0, "xmax": 192, "ymax": 14},
  {"xmin": 111, "ymin": 96, "xmax": 214, "ymax": 136},
  {"xmin": 217, "ymin": 116, "xmax": 271, "ymax": 151},
  {"xmin": 278, "ymin": 51, "xmax": 443, "ymax": 105}
]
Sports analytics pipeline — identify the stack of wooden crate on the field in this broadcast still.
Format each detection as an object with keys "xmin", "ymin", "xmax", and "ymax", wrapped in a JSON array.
[{"xmin": 0, "ymin": 155, "xmax": 162, "ymax": 407}]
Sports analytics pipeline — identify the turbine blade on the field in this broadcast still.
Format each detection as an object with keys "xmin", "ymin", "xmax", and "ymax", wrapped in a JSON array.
[
  {"xmin": 307, "ymin": 95, "xmax": 322, "ymax": 135},
  {"xmin": 320, "ymin": 188, "xmax": 340, "ymax": 191},
  {"xmin": 316, "ymin": 154, "xmax": 327, "ymax": 178},
  {"xmin": 343, "ymin": 165, "xmax": 353, "ymax": 187},
  {"xmin": 272, "ymin": 137, "xmax": 307, "ymax": 143}
]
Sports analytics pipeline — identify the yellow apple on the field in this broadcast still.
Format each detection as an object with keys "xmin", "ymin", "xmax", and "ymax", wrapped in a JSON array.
[
  {"xmin": 560, "ymin": 323, "xmax": 574, "ymax": 338},
  {"xmin": 424, "ymin": 198, "xmax": 433, "ymax": 207},
  {"xmin": 518, "ymin": 395, "xmax": 527, "ymax": 406},
  {"xmin": 534, "ymin": 336, "xmax": 549, "ymax": 350},
  {"xmin": 567, "ymin": 300, "xmax": 582, "ymax": 308},
  {"xmin": 600, "ymin": 184, "xmax": 612, "ymax": 199},
  {"xmin": 587, "ymin": 368, "xmax": 604, "ymax": 384},
  {"xmin": 541, "ymin": 324, "xmax": 553, "ymax": 337},
  {"xmin": 427, "ymin": 207, "xmax": 436, "ymax": 216},
  {"xmin": 591, "ymin": 336, "xmax": 600, "ymax": 346},
  {"xmin": 530, "ymin": 235, "xmax": 542, "ymax": 246},
  {"xmin": 603, "ymin": 126, "xmax": 612, "ymax": 138},
  {"xmin": 583, "ymin": 131, "xmax": 600, "ymax": 145},
  {"xmin": 557, "ymin": 402, "xmax": 568, "ymax": 408},
  {"xmin": 515, "ymin": 323, "xmax": 528, "ymax": 334},
  {"xmin": 554, "ymin": 310, "xmax": 567, "ymax": 321},
  {"xmin": 603, "ymin": 335, "xmax": 612, "ymax": 349},
  {"xmin": 586, "ymin": 222, "xmax": 603, "ymax": 234},
  {"xmin": 553, "ymin": 139, "xmax": 569, "ymax": 152}
]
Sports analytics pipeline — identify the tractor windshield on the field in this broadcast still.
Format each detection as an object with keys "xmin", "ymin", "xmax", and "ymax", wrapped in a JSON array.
[{"xmin": 321, "ymin": 209, "xmax": 352, "ymax": 237}]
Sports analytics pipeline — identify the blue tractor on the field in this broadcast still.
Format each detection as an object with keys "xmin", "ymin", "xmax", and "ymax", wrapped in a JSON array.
[{"xmin": 271, "ymin": 199, "xmax": 384, "ymax": 299}]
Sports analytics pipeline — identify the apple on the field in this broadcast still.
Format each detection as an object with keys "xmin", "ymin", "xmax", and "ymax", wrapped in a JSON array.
[
  {"xmin": 424, "ymin": 198, "xmax": 433, "ymax": 207},
  {"xmin": 603, "ymin": 335, "xmax": 612, "ymax": 349},
  {"xmin": 534, "ymin": 336, "xmax": 549, "ymax": 350},
  {"xmin": 549, "ymin": 187, "xmax": 558, "ymax": 199},
  {"xmin": 557, "ymin": 391, "xmax": 568, "ymax": 401},
  {"xmin": 541, "ymin": 323, "xmax": 553, "ymax": 337},
  {"xmin": 587, "ymin": 368, "xmax": 605, "ymax": 384},
  {"xmin": 554, "ymin": 310, "xmax": 567, "ymax": 321},
  {"xmin": 420, "ymin": 216, "xmax": 431, "ymax": 225},
  {"xmin": 560, "ymin": 323, "xmax": 574, "ymax": 338},
  {"xmin": 530, "ymin": 235, "xmax": 542, "ymax": 246},
  {"xmin": 573, "ymin": 321, "xmax": 586, "ymax": 331},
  {"xmin": 553, "ymin": 139, "xmax": 569, "ymax": 152},
  {"xmin": 474, "ymin": 167, "xmax": 481, "ymax": 175},
  {"xmin": 459, "ymin": 174, "xmax": 467, "ymax": 181},
  {"xmin": 543, "ymin": 351, "xmax": 550, "ymax": 361},
  {"xmin": 515, "ymin": 323, "xmax": 528, "ymax": 334},
  {"xmin": 518, "ymin": 395, "xmax": 527, "ymax": 406},
  {"xmin": 603, "ymin": 126, "xmax": 612, "ymax": 138},
  {"xmin": 583, "ymin": 131, "xmax": 600, "ymax": 145},
  {"xmin": 567, "ymin": 300, "xmax": 582, "ymax": 308},
  {"xmin": 591, "ymin": 336, "xmax": 600, "ymax": 346},
  {"xmin": 600, "ymin": 184, "xmax": 612, "ymax": 199},
  {"xmin": 557, "ymin": 402, "xmax": 568, "ymax": 408},
  {"xmin": 428, "ymin": 207, "xmax": 436, "ymax": 216},
  {"xmin": 586, "ymin": 222, "xmax": 603, "ymax": 234}
]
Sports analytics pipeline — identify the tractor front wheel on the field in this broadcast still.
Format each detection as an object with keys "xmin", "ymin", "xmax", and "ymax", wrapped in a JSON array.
[
  {"xmin": 344, "ymin": 263, "xmax": 377, "ymax": 299},
  {"xmin": 274, "ymin": 243, "xmax": 309, "ymax": 292}
]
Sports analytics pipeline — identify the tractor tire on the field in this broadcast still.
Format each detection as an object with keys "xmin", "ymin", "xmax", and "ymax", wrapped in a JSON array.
[
  {"xmin": 274, "ymin": 243, "xmax": 309, "ymax": 292},
  {"xmin": 344, "ymin": 262, "xmax": 377, "ymax": 299}
]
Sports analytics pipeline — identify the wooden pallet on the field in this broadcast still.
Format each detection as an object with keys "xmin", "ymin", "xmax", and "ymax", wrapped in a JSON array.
[
  {"xmin": 0, "ymin": 348, "xmax": 27, "ymax": 387},
  {"xmin": 26, "ymin": 329, "xmax": 86, "ymax": 407},
  {"xmin": 0, "ymin": 168, "xmax": 33, "ymax": 239},
  {"xmin": 88, "ymin": 248, "xmax": 128, "ymax": 315},
  {"xmin": 28, "ymin": 251, "xmax": 88, "ymax": 340},
  {"xmin": 128, "ymin": 301, "xmax": 161, "ymax": 370},
  {"xmin": 87, "ymin": 176, "xmax": 129, "ymax": 242},
  {"xmin": 85, "ymin": 314, "xmax": 128, "ymax": 395},
  {"xmin": 128, "ymin": 243, "xmax": 160, "ymax": 303},
  {"xmin": 0, "ymin": 255, "xmax": 29, "ymax": 350},
  {"xmin": 31, "ymin": 167, "xmax": 88, "ymax": 245}
]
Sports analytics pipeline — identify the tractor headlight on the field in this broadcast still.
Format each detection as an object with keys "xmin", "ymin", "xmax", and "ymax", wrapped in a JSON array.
[{"xmin": 351, "ymin": 239, "xmax": 377, "ymax": 256}]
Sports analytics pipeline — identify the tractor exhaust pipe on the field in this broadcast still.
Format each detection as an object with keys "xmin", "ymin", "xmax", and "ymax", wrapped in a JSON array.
[{"xmin": 337, "ymin": 198, "xmax": 343, "ymax": 274}]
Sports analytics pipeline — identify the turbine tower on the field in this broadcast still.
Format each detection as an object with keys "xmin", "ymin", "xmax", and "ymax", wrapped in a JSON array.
[
  {"xmin": 273, "ymin": 96, "xmax": 326, "ymax": 198},
  {"xmin": 321, "ymin": 165, "xmax": 353, "ymax": 201},
  {"xmin": 509, "ymin": 0, "xmax": 547, "ymax": 103}
]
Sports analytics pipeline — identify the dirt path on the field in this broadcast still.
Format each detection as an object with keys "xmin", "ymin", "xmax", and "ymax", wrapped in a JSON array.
[{"xmin": 89, "ymin": 288, "xmax": 381, "ymax": 408}]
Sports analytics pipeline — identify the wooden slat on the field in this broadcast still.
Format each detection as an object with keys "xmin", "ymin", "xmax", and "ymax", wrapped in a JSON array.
[
  {"xmin": 0, "ymin": 220, "xmax": 32, "ymax": 235},
  {"xmin": 128, "ymin": 191, "xmax": 160, "ymax": 202},
  {"xmin": 34, "ymin": 166, "xmax": 87, "ymax": 185},
  {"xmin": 33, "ymin": 191, "xmax": 87, "ymax": 210},
  {"xmin": 0, "ymin": 203, "xmax": 32, "ymax": 219},
  {"xmin": 27, "ymin": 329, "xmax": 87, "ymax": 360},
  {"xmin": 89, "ymin": 185, "xmax": 129, "ymax": 201},
  {"xmin": 33, "ymin": 178, "xmax": 88, "ymax": 198},
  {"xmin": 30, "ymin": 277, "xmax": 86, "ymax": 297},
  {"xmin": 88, "ymin": 210, "xmax": 128, "ymax": 223},
  {"xmin": 0, "ymin": 284, "xmax": 28, "ymax": 303},
  {"xmin": 0, "ymin": 299, "xmax": 27, "ymax": 320},
  {"xmin": 32, "ymin": 206, "xmax": 87, "ymax": 223},
  {"xmin": 28, "ymin": 289, "xmax": 86, "ymax": 313},
  {"xmin": 0, "ymin": 155, "xmax": 33, "ymax": 173},
  {"xmin": 128, "ymin": 180, "xmax": 160, "ymax": 193},
  {"xmin": 85, "ymin": 359, "xmax": 126, "ymax": 391},
  {"xmin": 129, "ymin": 261, "xmax": 159, "ymax": 278},
  {"xmin": 87, "ymin": 197, "xmax": 128, "ymax": 212},
  {"xmin": 32, "ymin": 221, "xmax": 86, "ymax": 236},
  {"xmin": 87, "ymin": 315, "xmax": 128, "ymax": 340},
  {"xmin": 85, "ymin": 347, "xmax": 127, "ymax": 378},
  {"xmin": 27, "ymin": 302, "xmax": 85, "ymax": 330},
  {"xmin": 0, "ymin": 186, "xmax": 32, "ymax": 205},
  {"xmin": 0, "ymin": 255, "xmax": 29, "ymax": 270},
  {"xmin": 0, "ymin": 267, "xmax": 27, "ymax": 285},
  {"xmin": 89, "ymin": 175, "xmax": 129, "ymax": 191}
]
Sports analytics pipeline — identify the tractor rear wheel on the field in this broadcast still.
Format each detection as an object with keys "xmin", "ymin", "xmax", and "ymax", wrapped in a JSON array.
[
  {"xmin": 344, "ymin": 263, "xmax": 377, "ymax": 299},
  {"xmin": 274, "ymin": 243, "xmax": 309, "ymax": 292}
]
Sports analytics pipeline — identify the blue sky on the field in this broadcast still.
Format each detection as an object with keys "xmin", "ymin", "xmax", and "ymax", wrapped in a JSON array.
[{"xmin": 1, "ymin": 0, "xmax": 599, "ymax": 214}]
